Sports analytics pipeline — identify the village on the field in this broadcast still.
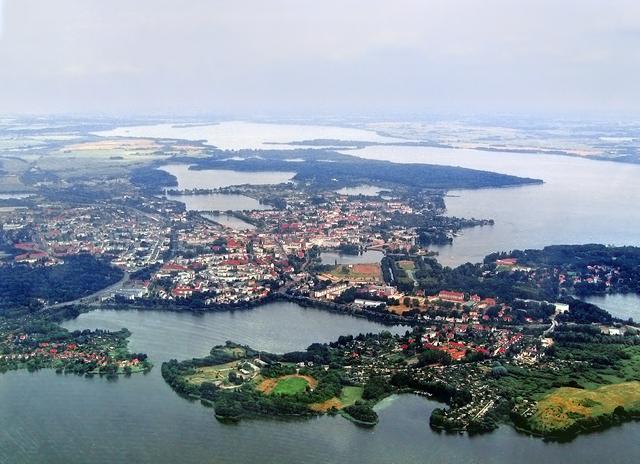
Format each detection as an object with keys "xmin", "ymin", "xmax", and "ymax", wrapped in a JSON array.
[{"xmin": 0, "ymin": 315, "xmax": 151, "ymax": 376}]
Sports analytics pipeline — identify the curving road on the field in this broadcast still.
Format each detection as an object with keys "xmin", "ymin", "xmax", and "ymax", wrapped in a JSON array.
[{"xmin": 44, "ymin": 271, "xmax": 130, "ymax": 310}]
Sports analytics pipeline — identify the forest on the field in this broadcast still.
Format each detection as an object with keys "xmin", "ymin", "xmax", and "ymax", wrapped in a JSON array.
[
  {"xmin": 0, "ymin": 254, "xmax": 123, "ymax": 311},
  {"xmin": 162, "ymin": 340, "xmax": 381, "ymax": 424},
  {"xmin": 186, "ymin": 148, "xmax": 542, "ymax": 190},
  {"xmin": 130, "ymin": 167, "xmax": 178, "ymax": 191}
]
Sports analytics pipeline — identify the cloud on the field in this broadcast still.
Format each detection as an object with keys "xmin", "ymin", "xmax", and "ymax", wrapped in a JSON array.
[
  {"xmin": 0, "ymin": 0, "xmax": 4, "ymax": 40},
  {"xmin": 0, "ymin": 0, "xmax": 639, "ymax": 116}
]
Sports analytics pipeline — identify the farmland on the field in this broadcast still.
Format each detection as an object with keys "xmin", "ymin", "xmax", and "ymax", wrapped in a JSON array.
[{"xmin": 528, "ymin": 382, "xmax": 640, "ymax": 436}]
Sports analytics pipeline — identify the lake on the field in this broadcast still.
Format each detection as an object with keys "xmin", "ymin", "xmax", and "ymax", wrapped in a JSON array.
[
  {"xmin": 582, "ymin": 293, "xmax": 640, "ymax": 322},
  {"xmin": 336, "ymin": 184, "xmax": 383, "ymax": 196},
  {"xmin": 2, "ymin": 303, "xmax": 640, "ymax": 463},
  {"xmin": 59, "ymin": 302, "xmax": 410, "ymax": 359},
  {"xmin": 124, "ymin": 124, "xmax": 640, "ymax": 269},
  {"xmin": 202, "ymin": 212, "xmax": 256, "ymax": 230},
  {"xmin": 165, "ymin": 192, "xmax": 271, "ymax": 212},
  {"xmin": 348, "ymin": 146, "xmax": 640, "ymax": 267},
  {"xmin": 8, "ymin": 122, "xmax": 640, "ymax": 462},
  {"xmin": 159, "ymin": 164, "xmax": 295, "ymax": 190},
  {"xmin": 321, "ymin": 250, "xmax": 385, "ymax": 265},
  {"xmin": 0, "ymin": 193, "xmax": 33, "ymax": 199},
  {"xmin": 95, "ymin": 121, "xmax": 404, "ymax": 150}
]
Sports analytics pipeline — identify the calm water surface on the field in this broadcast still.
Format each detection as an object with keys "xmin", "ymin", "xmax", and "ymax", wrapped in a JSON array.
[
  {"xmin": 336, "ymin": 184, "xmax": 383, "ymax": 196},
  {"xmin": 6, "ymin": 130, "xmax": 640, "ymax": 462},
  {"xmin": 0, "ymin": 193, "xmax": 33, "ymax": 199},
  {"xmin": 349, "ymin": 146, "xmax": 640, "ymax": 266},
  {"xmin": 60, "ymin": 302, "xmax": 408, "ymax": 359},
  {"xmin": 202, "ymin": 212, "xmax": 256, "ymax": 230},
  {"xmin": 95, "ymin": 121, "xmax": 402, "ymax": 150},
  {"xmin": 160, "ymin": 164, "xmax": 294, "ymax": 190},
  {"xmin": 165, "ymin": 192, "xmax": 271, "ymax": 212},
  {"xmin": 321, "ymin": 250, "xmax": 385, "ymax": 265},
  {"xmin": 3, "ymin": 302, "xmax": 640, "ymax": 463},
  {"xmin": 582, "ymin": 293, "xmax": 640, "ymax": 322}
]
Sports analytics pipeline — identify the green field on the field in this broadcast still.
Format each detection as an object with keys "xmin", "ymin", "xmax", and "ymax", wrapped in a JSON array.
[
  {"xmin": 186, "ymin": 362, "xmax": 238, "ymax": 385},
  {"xmin": 529, "ymin": 381, "xmax": 640, "ymax": 434},
  {"xmin": 272, "ymin": 376, "xmax": 310, "ymax": 395},
  {"xmin": 398, "ymin": 260, "xmax": 415, "ymax": 271},
  {"xmin": 339, "ymin": 386, "xmax": 364, "ymax": 407},
  {"xmin": 327, "ymin": 263, "xmax": 382, "ymax": 283}
]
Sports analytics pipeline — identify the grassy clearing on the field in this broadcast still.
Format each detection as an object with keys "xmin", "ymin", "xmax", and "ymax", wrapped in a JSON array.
[
  {"xmin": 0, "ymin": 175, "xmax": 29, "ymax": 193},
  {"xmin": 186, "ymin": 362, "xmax": 238, "ymax": 385},
  {"xmin": 328, "ymin": 263, "xmax": 382, "ymax": 283},
  {"xmin": 309, "ymin": 386, "xmax": 364, "ymax": 412},
  {"xmin": 530, "ymin": 381, "xmax": 640, "ymax": 433},
  {"xmin": 340, "ymin": 386, "xmax": 364, "ymax": 406},
  {"xmin": 258, "ymin": 374, "xmax": 317, "ymax": 395},
  {"xmin": 309, "ymin": 398, "xmax": 342, "ymax": 412},
  {"xmin": 620, "ymin": 347, "xmax": 640, "ymax": 381},
  {"xmin": 272, "ymin": 377, "xmax": 310, "ymax": 395},
  {"xmin": 398, "ymin": 260, "xmax": 415, "ymax": 271}
]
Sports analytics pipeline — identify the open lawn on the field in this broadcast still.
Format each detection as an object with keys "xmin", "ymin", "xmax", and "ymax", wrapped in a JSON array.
[
  {"xmin": 529, "ymin": 381, "xmax": 640, "ymax": 434},
  {"xmin": 398, "ymin": 260, "xmax": 415, "ymax": 271},
  {"xmin": 309, "ymin": 386, "xmax": 364, "ymax": 412},
  {"xmin": 217, "ymin": 345, "xmax": 247, "ymax": 358},
  {"xmin": 273, "ymin": 377, "xmax": 309, "ymax": 395},
  {"xmin": 0, "ymin": 175, "xmax": 29, "ymax": 193},
  {"xmin": 340, "ymin": 386, "xmax": 364, "ymax": 406},
  {"xmin": 186, "ymin": 362, "xmax": 238, "ymax": 385},
  {"xmin": 309, "ymin": 398, "xmax": 342, "ymax": 412},
  {"xmin": 620, "ymin": 346, "xmax": 640, "ymax": 382},
  {"xmin": 327, "ymin": 263, "xmax": 382, "ymax": 283},
  {"xmin": 258, "ymin": 374, "xmax": 317, "ymax": 395}
]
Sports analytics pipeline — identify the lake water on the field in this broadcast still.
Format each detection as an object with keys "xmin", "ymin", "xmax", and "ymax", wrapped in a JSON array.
[
  {"xmin": 321, "ymin": 250, "xmax": 385, "ymax": 265},
  {"xmin": 0, "ymin": 193, "xmax": 33, "ymax": 199},
  {"xmin": 165, "ymin": 192, "xmax": 271, "ymax": 212},
  {"xmin": 336, "ymin": 184, "xmax": 383, "ymax": 196},
  {"xmin": 202, "ymin": 212, "xmax": 256, "ymax": 230},
  {"xmin": 95, "ymin": 121, "xmax": 404, "ymax": 150},
  {"xmin": 159, "ymin": 164, "xmax": 295, "ymax": 190},
  {"xmin": 59, "ymin": 302, "xmax": 411, "ymax": 359},
  {"xmin": 8, "ymin": 123, "xmax": 640, "ymax": 461},
  {"xmin": 2, "ymin": 302, "xmax": 640, "ymax": 463},
  {"xmin": 349, "ymin": 146, "xmax": 640, "ymax": 267},
  {"xmin": 125, "ymin": 125, "xmax": 640, "ymax": 268},
  {"xmin": 582, "ymin": 293, "xmax": 640, "ymax": 322}
]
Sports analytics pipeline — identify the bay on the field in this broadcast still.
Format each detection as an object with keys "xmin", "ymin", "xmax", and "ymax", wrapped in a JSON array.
[
  {"xmin": 348, "ymin": 146, "xmax": 640, "ymax": 267},
  {"xmin": 159, "ymin": 164, "xmax": 294, "ymax": 190},
  {"xmin": 582, "ymin": 293, "xmax": 640, "ymax": 322}
]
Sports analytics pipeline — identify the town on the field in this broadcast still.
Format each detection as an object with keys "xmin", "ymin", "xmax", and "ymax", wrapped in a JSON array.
[{"xmin": 1, "ymin": 166, "xmax": 640, "ymax": 438}]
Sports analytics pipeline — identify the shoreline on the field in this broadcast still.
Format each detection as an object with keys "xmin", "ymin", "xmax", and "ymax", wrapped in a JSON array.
[{"xmin": 77, "ymin": 292, "xmax": 413, "ymax": 327}]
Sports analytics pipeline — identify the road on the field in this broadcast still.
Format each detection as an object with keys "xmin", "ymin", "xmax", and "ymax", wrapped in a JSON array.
[
  {"xmin": 44, "ymin": 271, "xmax": 130, "ymax": 310},
  {"xmin": 471, "ymin": 400, "xmax": 495, "ymax": 422},
  {"xmin": 278, "ymin": 254, "xmax": 311, "ymax": 294},
  {"xmin": 542, "ymin": 310, "xmax": 559, "ymax": 338}
]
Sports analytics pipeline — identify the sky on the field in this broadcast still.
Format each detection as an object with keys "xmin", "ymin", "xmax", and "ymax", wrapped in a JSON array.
[{"xmin": 0, "ymin": 0, "xmax": 639, "ymax": 117}]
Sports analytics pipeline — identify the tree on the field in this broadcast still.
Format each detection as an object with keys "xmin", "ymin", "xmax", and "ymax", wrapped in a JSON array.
[
  {"xmin": 417, "ymin": 349, "xmax": 452, "ymax": 367},
  {"xmin": 344, "ymin": 402, "xmax": 378, "ymax": 424},
  {"xmin": 362, "ymin": 377, "xmax": 391, "ymax": 401}
]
